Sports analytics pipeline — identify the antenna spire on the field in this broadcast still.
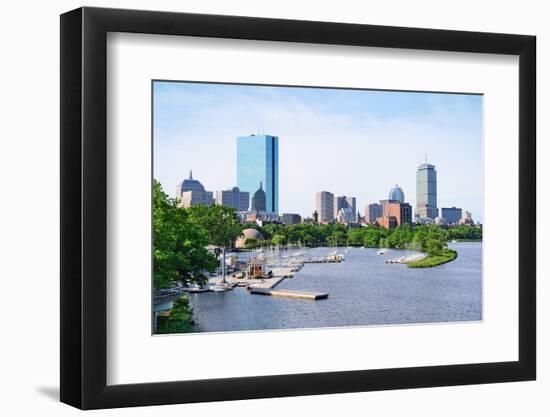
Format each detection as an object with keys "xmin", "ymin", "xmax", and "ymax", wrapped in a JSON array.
[{"xmin": 189, "ymin": 169, "xmax": 193, "ymax": 179}]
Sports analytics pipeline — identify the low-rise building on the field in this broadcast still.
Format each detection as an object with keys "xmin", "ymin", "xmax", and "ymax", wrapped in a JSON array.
[
  {"xmin": 460, "ymin": 210, "xmax": 474, "ymax": 225},
  {"xmin": 377, "ymin": 215, "xmax": 398, "ymax": 229},
  {"xmin": 282, "ymin": 213, "xmax": 302, "ymax": 225},
  {"xmin": 178, "ymin": 190, "xmax": 214, "ymax": 208},
  {"xmin": 215, "ymin": 186, "xmax": 250, "ymax": 211}
]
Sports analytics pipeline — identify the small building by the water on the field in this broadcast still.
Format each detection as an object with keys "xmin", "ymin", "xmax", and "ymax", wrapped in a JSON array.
[{"xmin": 247, "ymin": 258, "xmax": 266, "ymax": 278}]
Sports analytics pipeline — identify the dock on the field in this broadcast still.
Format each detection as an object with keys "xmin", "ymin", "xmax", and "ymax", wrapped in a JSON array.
[
  {"xmin": 250, "ymin": 288, "xmax": 329, "ymax": 300},
  {"xmin": 252, "ymin": 276, "xmax": 287, "ymax": 289},
  {"xmin": 303, "ymin": 259, "xmax": 343, "ymax": 264}
]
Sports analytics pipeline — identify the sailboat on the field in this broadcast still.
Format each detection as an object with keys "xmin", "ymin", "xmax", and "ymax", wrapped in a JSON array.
[{"xmin": 210, "ymin": 246, "xmax": 233, "ymax": 292}]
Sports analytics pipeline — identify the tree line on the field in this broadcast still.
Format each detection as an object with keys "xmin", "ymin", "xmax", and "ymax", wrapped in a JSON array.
[{"xmin": 245, "ymin": 222, "xmax": 481, "ymax": 253}]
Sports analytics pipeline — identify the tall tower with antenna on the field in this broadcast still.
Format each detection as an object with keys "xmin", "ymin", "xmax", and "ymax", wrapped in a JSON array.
[{"xmin": 415, "ymin": 157, "xmax": 438, "ymax": 219}]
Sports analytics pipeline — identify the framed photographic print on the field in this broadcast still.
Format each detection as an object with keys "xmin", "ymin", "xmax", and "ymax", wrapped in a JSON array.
[{"xmin": 60, "ymin": 6, "xmax": 536, "ymax": 409}]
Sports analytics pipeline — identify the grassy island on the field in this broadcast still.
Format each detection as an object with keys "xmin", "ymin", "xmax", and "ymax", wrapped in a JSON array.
[{"xmin": 408, "ymin": 248, "xmax": 458, "ymax": 268}]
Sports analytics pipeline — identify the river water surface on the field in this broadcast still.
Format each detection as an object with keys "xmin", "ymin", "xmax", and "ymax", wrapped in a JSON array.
[{"xmin": 188, "ymin": 242, "xmax": 482, "ymax": 332}]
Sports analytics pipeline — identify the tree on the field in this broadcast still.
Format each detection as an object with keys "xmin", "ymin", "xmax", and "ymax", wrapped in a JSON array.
[
  {"xmin": 363, "ymin": 227, "xmax": 381, "ymax": 248},
  {"xmin": 271, "ymin": 234, "xmax": 287, "ymax": 246},
  {"xmin": 186, "ymin": 204, "xmax": 242, "ymax": 284},
  {"xmin": 186, "ymin": 205, "xmax": 242, "ymax": 248},
  {"xmin": 329, "ymin": 230, "xmax": 347, "ymax": 247},
  {"xmin": 244, "ymin": 237, "xmax": 259, "ymax": 249},
  {"xmin": 347, "ymin": 228, "xmax": 365, "ymax": 246},
  {"xmin": 425, "ymin": 238, "xmax": 444, "ymax": 256},
  {"xmin": 156, "ymin": 295, "xmax": 194, "ymax": 334},
  {"xmin": 153, "ymin": 180, "xmax": 217, "ymax": 289}
]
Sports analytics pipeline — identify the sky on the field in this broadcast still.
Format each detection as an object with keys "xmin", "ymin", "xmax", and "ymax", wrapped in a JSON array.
[{"xmin": 153, "ymin": 81, "xmax": 483, "ymax": 222}]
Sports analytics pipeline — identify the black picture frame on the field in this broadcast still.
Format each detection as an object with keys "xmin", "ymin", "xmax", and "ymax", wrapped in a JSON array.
[{"xmin": 60, "ymin": 6, "xmax": 536, "ymax": 410}]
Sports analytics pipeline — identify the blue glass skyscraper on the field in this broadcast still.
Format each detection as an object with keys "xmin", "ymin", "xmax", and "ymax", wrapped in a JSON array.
[{"xmin": 237, "ymin": 134, "xmax": 279, "ymax": 213}]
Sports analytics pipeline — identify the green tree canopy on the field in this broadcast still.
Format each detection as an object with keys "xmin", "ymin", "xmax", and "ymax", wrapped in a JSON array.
[
  {"xmin": 153, "ymin": 180, "xmax": 217, "ymax": 289},
  {"xmin": 271, "ymin": 234, "xmax": 287, "ymax": 246},
  {"xmin": 186, "ymin": 204, "xmax": 242, "ymax": 248}
]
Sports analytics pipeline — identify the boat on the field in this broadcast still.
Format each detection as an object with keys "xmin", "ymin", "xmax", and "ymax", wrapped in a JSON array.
[
  {"xmin": 377, "ymin": 249, "xmax": 389, "ymax": 255},
  {"xmin": 185, "ymin": 283, "xmax": 209, "ymax": 293},
  {"xmin": 326, "ymin": 251, "xmax": 345, "ymax": 262},
  {"xmin": 209, "ymin": 282, "xmax": 233, "ymax": 292},
  {"xmin": 451, "ymin": 240, "xmax": 458, "ymax": 243}
]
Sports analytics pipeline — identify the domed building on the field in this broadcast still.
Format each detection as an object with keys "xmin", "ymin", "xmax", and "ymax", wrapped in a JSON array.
[
  {"xmin": 235, "ymin": 228, "xmax": 265, "ymax": 248},
  {"xmin": 250, "ymin": 182, "xmax": 266, "ymax": 211},
  {"xmin": 388, "ymin": 184, "xmax": 405, "ymax": 203}
]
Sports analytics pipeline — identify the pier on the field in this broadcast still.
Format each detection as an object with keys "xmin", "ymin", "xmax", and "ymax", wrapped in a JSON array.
[
  {"xmin": 250, "ymin": 288, "xmax": 329, "ymax": 300},
  {"xmin": 199, "ymin": 248, "xmax": 340, "ymax": 297},
  {"xmin": 303, "ymin": 258, "xmax": 343, "ymax": 264}
]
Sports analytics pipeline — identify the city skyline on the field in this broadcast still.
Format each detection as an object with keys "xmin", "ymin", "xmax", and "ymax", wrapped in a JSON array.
[{"xmin": 154, "ymin": 81, "xmax": 483, "ymax": 221}]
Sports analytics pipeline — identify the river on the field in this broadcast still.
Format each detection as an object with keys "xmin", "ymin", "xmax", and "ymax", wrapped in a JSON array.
[{"xmin": 188, "ymin": 242, "xmax": 482, "ymax": 332}]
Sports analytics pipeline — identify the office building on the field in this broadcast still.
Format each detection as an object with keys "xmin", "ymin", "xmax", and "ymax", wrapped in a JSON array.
[
  {"xmin": 365, "ymin": 203, "xmax": 383, "ymax": 224},
  {"xmin": 176, "ymin": 171, "xmax": 214, "ymax": 208},
  {"xmin": 379, "ymin": 199, "xmax": 401, "ymax": 225},
  {"xmin": 282, "ymin": 213, "xmax": 302, "ymax": 225},
  {"xmin": 335, "ymin": 196, "xmax": 357, "ymax": 222},
  {"xmin": 441, "ymin": 207, "xmax": 462, "ymax": 224},
  {"xmin": 237, "ymin": 134, "xmax": 279, "ymax": 214},
  {"xmin": 416, "ymin": 162, "xmax": 438, "ymax": 218},
  {"xmin": 176, "ymin": 170, "xmax": 206, "ymax": 199},
  {"xmin": 378, "ymin": 215, "xmax": 398, "ymax": 229},
  {"xmin": 316, "ymin": 191, "xmax": 334, "ymax": 223},
  {"xmin": 377, "ymin": 199, "xmax": 412, "ymax": 228},
  {"xmin": 337, "ymin": 207, "xmax": 355, "ymax": 223},
  {"xmin": 215, "ymin": 186, "xmax": 250, "ymax": 212},
  {"xmin": 401, "ymin": 202, "xmax": 413, "ymax": 225},
  {"xmin": 388, "ymin": 184, "xmax": 405, "ymax": 203}
]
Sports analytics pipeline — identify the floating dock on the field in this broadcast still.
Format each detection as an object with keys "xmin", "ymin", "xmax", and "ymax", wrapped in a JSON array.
[
  {"xmin": 250, "ymin": 288, "xmax": 329, "ymax": 300},
  {"xmin": 303, "ymin": 259, "xmax": 343, "ymax": 264}
]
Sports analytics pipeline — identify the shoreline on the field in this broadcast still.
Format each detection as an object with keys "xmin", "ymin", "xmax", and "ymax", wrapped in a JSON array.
[{"xmin": 407, "ymin": 249, "xmax": 458, "ymax": 268}]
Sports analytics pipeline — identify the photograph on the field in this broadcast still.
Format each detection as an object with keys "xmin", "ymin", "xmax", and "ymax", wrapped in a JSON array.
[{"xmin": 152, "ymin": 80, "xmax": 484, "ymax": 335}]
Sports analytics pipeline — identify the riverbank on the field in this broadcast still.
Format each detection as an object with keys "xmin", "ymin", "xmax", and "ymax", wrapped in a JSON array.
[
  {"xmin": 385, "ymin": 252, "xmax": 427, "ymax": 264},
  {"xmin": 407, "ymin": 248, "xmax": 458, "ymax": 268}
]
